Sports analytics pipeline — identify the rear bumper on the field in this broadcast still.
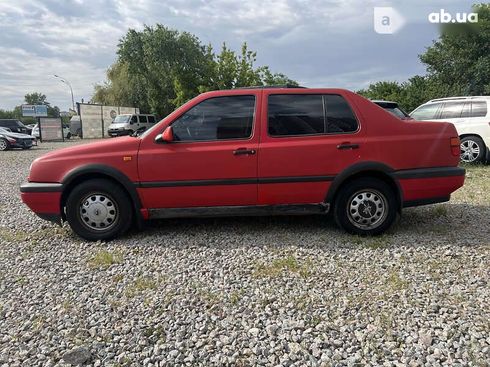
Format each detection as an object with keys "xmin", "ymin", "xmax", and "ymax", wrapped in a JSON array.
[
  {"xmin": 396, "ymin": 167, "xmax": 465, "ymax": 206},
  {"xmin": 20, "ymin": 183, "xmax": 62, "ymax": 225}
]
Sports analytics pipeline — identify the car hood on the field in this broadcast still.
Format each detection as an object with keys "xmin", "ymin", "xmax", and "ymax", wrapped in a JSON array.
[{"xmin": 1, "ymin": 131, "xmax": 33, "ymax": 139}]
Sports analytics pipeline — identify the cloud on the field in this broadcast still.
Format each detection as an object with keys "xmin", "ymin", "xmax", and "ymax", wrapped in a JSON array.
[{"xmin": 0, "ymin": 0, "xmax": 476, "ymax": 110}]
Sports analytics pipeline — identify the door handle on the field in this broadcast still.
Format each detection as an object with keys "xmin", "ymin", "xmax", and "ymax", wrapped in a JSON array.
[
  {"xmin": 337, "ymin": 143, "xmax": 359, "ymax": 150},
  {"xmin": 233, "ymin": 148, "xmax": 256, "ymax": 155}
]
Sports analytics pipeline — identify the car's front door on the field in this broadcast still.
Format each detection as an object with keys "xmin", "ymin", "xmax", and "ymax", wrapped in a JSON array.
[{"xmin": 137, "ymin": 94, "xmax": 260, "ymax": 209}]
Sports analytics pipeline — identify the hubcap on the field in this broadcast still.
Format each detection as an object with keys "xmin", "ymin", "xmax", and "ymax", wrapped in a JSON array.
[
  {"xmin": 79, "ymin": 193, "xmax": 118, "ymax": 231},
  {"xmin": 0, "ymin": 140, "xmax": 6, "ymax": 150},
  {"xmin": 347, "ymin": 189, "xmax": 387, "ymax": 230},
  {"xmin": 460, "ymin": 140, "xmax": 480, "ymax": 163}
]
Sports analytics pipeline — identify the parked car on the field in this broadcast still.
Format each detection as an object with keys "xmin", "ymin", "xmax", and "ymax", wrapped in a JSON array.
[
  {"xmin": 32, "ymin": 124, "xmax": 71, "ymax": 140},
  {"xmin": 0, "ymin": 127, "xmax": 35, "ymax": 150},
  {"xmin": 410, "ymin": 96, "xmax": 490, "ymax": 163},
  {"xmin": 69, "ymin": 116, "xmax": 82, "ymax": 138},
  {"xmin": 20, "ymin": 87, "xmax": 465, "ymax": 241},
  {"xmin": 372, "ymin": 100, "xmax": 411, "ymax": 119},
  {"xmin": 0, "ymin": 119, "xmax": 29, "ymax": 134},
  {"xmin": 108, "ymin": 114, "xmax": 157, "ymax": 137}
]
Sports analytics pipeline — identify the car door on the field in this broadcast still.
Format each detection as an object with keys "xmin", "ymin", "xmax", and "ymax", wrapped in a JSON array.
[
  {"xmin": 137, "ymin": 93, "xmax": 260, "ymax": 209},
  {"xmin": 258, "ymin": 91, "xmax": 363, "ymax": 205}
]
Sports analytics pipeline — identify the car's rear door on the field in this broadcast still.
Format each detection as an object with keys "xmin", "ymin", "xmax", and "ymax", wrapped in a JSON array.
[
  {"xmin": 137, "ymin": 92, "xmax": 260, "ymax": 208},
  {"xmin": 257, "ymin": 90, "xmax": 363, "ymax": 205}
]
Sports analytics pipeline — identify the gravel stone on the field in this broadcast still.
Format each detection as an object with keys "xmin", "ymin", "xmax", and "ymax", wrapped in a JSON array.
[{"xmin": 0, "ymin": 141, "xmax": 489, "ymax": 366}]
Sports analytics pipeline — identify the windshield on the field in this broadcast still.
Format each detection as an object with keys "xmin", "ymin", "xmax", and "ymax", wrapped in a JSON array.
[
  {"xmin": 112, "ymin": 115, "xmax": 130, "ymax": 124},
  {"xmin": 385, "ymin": 107, "xmax": 410, "ymax": 119}
]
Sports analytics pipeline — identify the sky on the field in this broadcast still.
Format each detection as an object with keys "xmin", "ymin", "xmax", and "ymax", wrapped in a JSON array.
[{"xmin": 0, "ymin": 0, "xmax": 476, "ymax": 111}]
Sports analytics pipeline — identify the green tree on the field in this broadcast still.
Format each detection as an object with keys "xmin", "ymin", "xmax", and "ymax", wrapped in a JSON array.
[
  {"xmin": 420, "ymin": 3, "xmax": 490, "ymax": 95},
  {"xmin": 92, "ymin": 25, "xmax": 297, "ymax": 117}
]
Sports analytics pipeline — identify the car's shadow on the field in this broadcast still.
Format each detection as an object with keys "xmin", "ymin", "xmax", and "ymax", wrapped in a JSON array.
[{"xmin": 119, "ymin": 203, "xmax": 489, "ymax": 249}]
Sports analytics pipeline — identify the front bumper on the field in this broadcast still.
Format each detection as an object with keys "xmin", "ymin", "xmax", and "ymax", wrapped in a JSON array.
[
  {"xmin": 108, "ymin": 129, "xmax": 132, "ymax": 137},
  {"xmin": 11, "ymin": 138, "xmax": 34, "ymax": 149},
  {"xmin": 20, "ymin": 182, "xmax": 63, "ymax": 225}
]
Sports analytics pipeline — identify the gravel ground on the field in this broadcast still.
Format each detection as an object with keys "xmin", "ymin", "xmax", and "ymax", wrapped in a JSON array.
[{"xmin": 1, "ymin": 140, "xmax": 489, "ymax": 367}]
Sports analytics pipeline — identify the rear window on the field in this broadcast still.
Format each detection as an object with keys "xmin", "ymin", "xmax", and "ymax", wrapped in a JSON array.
[
  {"xmin": 268, "ymin": 94, "xmax": 358, "ymax": 136},
  {"xmin": 148, "ymin": 115, "xmax": 156, "ymax": 123},
  {"xmin": 471, "ymin": 101, "xmax": 487, "ymax": 117}
]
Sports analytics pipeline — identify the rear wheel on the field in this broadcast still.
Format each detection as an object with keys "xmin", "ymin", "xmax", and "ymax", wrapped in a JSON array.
[
  {"xmin": 0, "ymin": 139, "xmax": 9, "ymax": 151},
  {"xmin": 65, "ymin": 179, "xmax": 133, "ymax": 241},
  {"xmin": 66, "ymin": 132, "xmax": 71, "ymax": 140},
  {"xmin": 460, "ymin": 136, "xmax": 485, "ymax": 163},
  {"xmin": 334, "ymin": 178, "xmax": 397, "ymax": 236}
]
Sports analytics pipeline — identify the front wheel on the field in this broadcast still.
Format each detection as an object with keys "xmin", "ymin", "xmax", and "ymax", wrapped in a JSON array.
[
  {"xmin": 460, "ymin": 136, "xmax": 485, "ymax": 163},
  {"xmin": 0, "ymin": 138, "xmax": 9, "ymax": 151},
  {"xmin": 334, "ymin": 178, "xmax": 397, "ymax": 236},
  {"xmin": 65, "ymin": 179, "xmax": 133, "ymax": 241}
]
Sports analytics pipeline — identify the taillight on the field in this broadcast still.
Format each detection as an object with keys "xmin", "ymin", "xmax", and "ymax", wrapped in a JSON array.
[{"xmin": 450, "ymin": 137, "xmax": 460, "ymax": 156}]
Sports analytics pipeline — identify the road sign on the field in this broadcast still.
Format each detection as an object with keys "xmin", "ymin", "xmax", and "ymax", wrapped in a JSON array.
[{"xmin": 21, "ymin": 105, "xmax": 48, "ymax": 117}]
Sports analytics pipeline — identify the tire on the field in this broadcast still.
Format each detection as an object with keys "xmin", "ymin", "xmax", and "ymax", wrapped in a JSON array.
[
  {"xmin": 66, "ymin": 132, "xmax": 71, "ymax": 140},
  {"xmin": 333, "ymin": 177, "xmax": 397, "ymax": 236},
  {"xmin": 460, "ymin": 136, "xmax": 486, "ymax": 164},
  {"xmin": 0, "ymin": 138, "xmax": 9, "ymax": 151},
  {"xmin": 76, "ymin": 129, "xmax": 83, "ymax": 139},
  {"xmin": 65, "ymin": 179, "xmax": 133, "ymax": 241}
]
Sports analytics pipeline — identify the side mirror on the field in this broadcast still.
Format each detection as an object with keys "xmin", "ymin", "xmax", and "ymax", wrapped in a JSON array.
[{"xmin": 155, "ymin": 126, "xmax": 174, "ymax": 143}]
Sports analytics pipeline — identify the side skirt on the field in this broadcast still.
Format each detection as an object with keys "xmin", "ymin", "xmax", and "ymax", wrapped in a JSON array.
[{"xmin": 148, "ymin": 203, "xmax": 330, "ymax": 219}]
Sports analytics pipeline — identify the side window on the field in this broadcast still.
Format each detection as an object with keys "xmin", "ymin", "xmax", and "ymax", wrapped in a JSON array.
[
  {"xmin": 130, "ymin": 115, "xmax": 138, "ymax": 124},
  {"xmin": 172, "ymin": 95, "xmax": 255, "ymax": 142},
  {"xmin": 324, "ymin": 95, "xmax": 358, "ymax": 133},
  {"xmin": 461, "ymin": 102, "xmax": 471, "ymax": 118},
  {"xmin": 268, "ymin": 95, "xmax": 324, "ymax": 136},
  {"xmin": 148, "ymin": 115, "xmax": 156, "ymax": 124},
  {"xmin": 411, "ymin": 103, "xmax": 442, "ymax": 120},
  {"xmin": 440, "ymin": 102, "xmax": 464, "ymax": 119},
  {"xmin": 138, "ymin": 115, "xmax": 148, "ymax": 124},
  {"xmin": 471, "ymin": 101, "xmax": 488, "ymax": 117}
]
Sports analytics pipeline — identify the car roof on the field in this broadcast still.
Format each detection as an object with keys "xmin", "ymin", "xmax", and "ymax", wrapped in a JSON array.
[{"xmin": 426, "ymin": 96, "xmax": 490, "ymax": 103}]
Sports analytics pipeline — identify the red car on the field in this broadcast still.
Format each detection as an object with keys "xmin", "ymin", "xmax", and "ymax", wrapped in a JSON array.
[{"xmin": 20, "ymin": 87, "xmax": 465, "ymax": 241}]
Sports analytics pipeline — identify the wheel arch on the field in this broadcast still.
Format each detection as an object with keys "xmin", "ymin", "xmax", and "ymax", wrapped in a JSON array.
[
  {"xmin": 325, "ymin": 161, "xmax": 402, "ymax": 212},
  {"xmin": 60, "ymin": 164, "xmax": 143, "ymax": 227}
]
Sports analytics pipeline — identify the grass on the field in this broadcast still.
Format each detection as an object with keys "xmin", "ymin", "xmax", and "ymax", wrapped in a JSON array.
[
  {"xmin": 0, "ymin": 228, "xmax": 28, "ymax": 242},
  {"xmin": 433, "ymin": 204, "xmax": 448, "ymax": 217},
  {"xmin": 454, "ymin": 164, "xmax": 490, "ymax": 205},
  {"xmin": 125, "ymin": 276, "xmax": 157, "ymax": 297},
  {"xmin": 253, "ymin": 255, "xmax": 313, "ymax": 278},
  {"xmin": 87, "ymin": 250, "xmax": 123, "ymax": 269},
  {"xmin": 346, "ymin": 234, "xmax": 392, "ymax": 249}
]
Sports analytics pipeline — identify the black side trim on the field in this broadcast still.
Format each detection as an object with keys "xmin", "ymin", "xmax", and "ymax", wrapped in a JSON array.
[
  {"xmin": 148, "ymin": 203, "xmax": 330, "ymax": 219},
  {"xmin": 20, "ymin": 182, "xmax": 63, "ymax": 193},
  {"xmin": 259, "ymin": 175, "xmax": 335, "ymax": 184},
  {"xmin": 140, "ymin": 178, "xmax": 255, "ymax": 188},
  {"xmin": 403, "ymin": 196, "xmax": 450, "ymax": 208},
  {"xmin": 36, "ymin": 213, "xmax": 62, "ymax": 225},
  {"xmin": 139, "ymin": 175, "xmax": 335, "ymax": 188},
  {"xmin": 394, "ymin": 167, "xmax": 465, "ymax": 180}
]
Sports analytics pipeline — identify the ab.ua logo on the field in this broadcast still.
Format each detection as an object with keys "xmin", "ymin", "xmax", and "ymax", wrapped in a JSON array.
[
  {"xmin": 373, "ymin": 7, "xmax": 405, "ymax": 34},
  {"xmin": 428, "ymin": 9, "xmax": 478, "ymax": 23}
]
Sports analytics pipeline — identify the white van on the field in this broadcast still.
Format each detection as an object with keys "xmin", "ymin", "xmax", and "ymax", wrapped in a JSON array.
[
  {"xmin": 108, "ymin": 114, "xmax": 157, "ymax": 137},
  {"xmin": 410, "ymin": 96, "xmax": 490, "ymax": 163}
]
